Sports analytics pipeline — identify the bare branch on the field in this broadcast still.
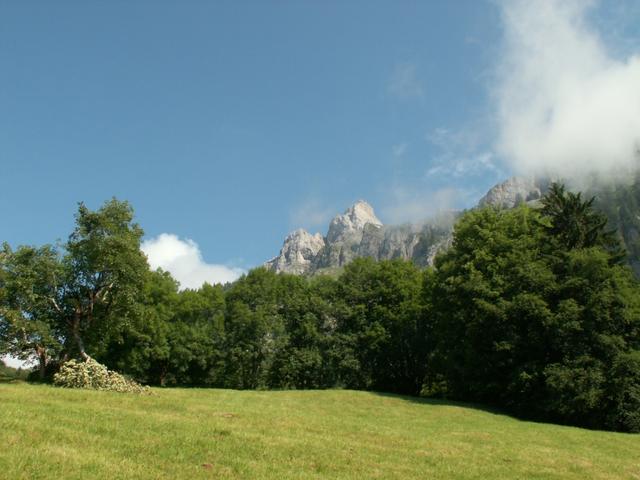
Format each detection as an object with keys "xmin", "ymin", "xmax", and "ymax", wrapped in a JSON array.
[{"xmin": 49, "ymin": 297, "xmax": 63, "ymax": 314}]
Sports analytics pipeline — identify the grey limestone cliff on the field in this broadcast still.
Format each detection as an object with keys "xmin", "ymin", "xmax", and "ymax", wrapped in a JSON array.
[
  {"xmin": 314, "ymin": 201, "xmax": 384, "ymax": 269},
  {"xmin": 478, "ymin": 176, "xmax": 549, "ymax": 209},
  {"xmin": 265, "ymin": 229, "xmax": 325, "ymax": 274}
]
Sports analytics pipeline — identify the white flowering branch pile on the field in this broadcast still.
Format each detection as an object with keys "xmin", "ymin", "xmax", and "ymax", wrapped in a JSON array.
[{"xmin": 53, "ymin": 358, "xmax": 150, "ymax": 394}]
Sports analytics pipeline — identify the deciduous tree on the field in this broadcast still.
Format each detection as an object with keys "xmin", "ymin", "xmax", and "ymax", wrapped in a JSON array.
[{"xmin": 0, "ymin": 243, "xmax": 62, "ymax": 378}]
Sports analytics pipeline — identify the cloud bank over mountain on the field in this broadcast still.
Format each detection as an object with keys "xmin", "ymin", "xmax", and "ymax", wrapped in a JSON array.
[
  {"xmin": 142, "ymin": 234, "xmax": 244, "ymax": 290},
  {"xmin": 495, "ymin": 0, "xmax": 640, "ymax": 180}
]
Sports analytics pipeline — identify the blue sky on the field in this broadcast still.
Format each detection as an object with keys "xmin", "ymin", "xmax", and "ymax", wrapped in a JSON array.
[{"xmin": 2, "ymin": 1, "xmax": 640, "ymax": 288}]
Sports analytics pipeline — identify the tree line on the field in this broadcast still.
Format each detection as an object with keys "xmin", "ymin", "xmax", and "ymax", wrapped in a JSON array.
[{"xmin": 1, "ymin": 185, "xmax": 639, "ymax": 432}]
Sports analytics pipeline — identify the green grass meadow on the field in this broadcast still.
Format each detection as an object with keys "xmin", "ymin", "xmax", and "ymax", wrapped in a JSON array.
[{"xmin": 1, "ymin": 383, "xmax": 638, "ymax": 479}]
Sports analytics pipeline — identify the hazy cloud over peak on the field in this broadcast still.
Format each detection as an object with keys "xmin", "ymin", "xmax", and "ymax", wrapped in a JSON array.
[
  {"xmin": 290, "ymin": 199, "xmax": 334, "ymax": 231},
  {"xmin": 380, "ymin": 184, "xmax": 472, "ymax": 225}
]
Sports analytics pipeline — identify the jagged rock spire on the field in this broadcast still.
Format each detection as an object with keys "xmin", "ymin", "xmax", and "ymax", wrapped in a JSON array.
[
  {"xmin": 265, "ymin": 199, "xmax": 454, "ymax": 275},
  {"xmin": 326, "ymin": 200, "xmax": 383, "ymax": 243}
]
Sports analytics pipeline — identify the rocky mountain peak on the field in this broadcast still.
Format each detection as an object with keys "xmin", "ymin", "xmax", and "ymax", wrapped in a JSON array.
[
  {"xmin": 265, "ymin": 197, "xmax": 458, "ymax": 275},
  {"xmin": 478, "ymin": 176, "xmax": 546, "ymax": 209},
  {"xmin": 287, "ymin": 228, "xmax": 324, "ymax": 243},
  {"xmin": 265, "ymin": 228, "xmax": 325, "ymax": 275},
  {"xmin": 326, "ymin": 200, "xmax": 383, "ymax": 244}
]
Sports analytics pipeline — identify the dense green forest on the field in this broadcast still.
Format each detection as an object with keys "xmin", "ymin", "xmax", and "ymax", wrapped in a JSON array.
[{"xmin": 1, "ymin": 184, "xmax": 639, "ymax": 432}]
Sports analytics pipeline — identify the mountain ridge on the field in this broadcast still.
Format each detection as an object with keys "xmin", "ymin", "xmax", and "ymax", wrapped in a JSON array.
[{"xmin": 266, "ymin": 175, "xmax": 640, "ymax": 276}]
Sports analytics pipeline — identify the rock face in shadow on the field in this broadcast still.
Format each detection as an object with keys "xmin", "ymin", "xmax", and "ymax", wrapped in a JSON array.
[
  {"xmin": 353, "ymin": 218, "xmax": 455, "ymax": 267},
  {"xmin": 587, "ymin": 176, "xmax": 640, "ymax": 278}
]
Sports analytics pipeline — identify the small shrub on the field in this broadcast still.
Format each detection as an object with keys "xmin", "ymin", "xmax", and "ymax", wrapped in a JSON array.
[{"xmin": 53, "ymin": 358, "xmax": 150, "ymax": 394}]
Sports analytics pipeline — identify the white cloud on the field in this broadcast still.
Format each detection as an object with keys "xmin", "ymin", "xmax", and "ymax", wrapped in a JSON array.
[
  {"xmin": 495, "ymin": 0, "xmax": 640, "ymax": 180},
  {"xmin": 141, "ymin": 234, "xmax": 244, "ymax": 290},
  {"xmin": 388, "ymin": 63, "xmax": 424, "ymax": 100}
]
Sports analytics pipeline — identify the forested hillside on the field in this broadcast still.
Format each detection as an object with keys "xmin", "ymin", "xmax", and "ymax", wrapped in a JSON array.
[
  {"xmin": 590, "ymin": 174, "xmax": 640, "ymax": 275},
  {"xmin": 2, "ymin": 184, "xmax": 640, "ymax": 432}
]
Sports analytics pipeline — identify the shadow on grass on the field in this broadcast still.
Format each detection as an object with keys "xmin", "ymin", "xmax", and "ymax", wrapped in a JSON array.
[
  {"xmin": 368, "ymin": 391, "xmax": 618, "ymax": 432},
  {"xmin": 370, "ymin": 391, "xmax": 508, "ymax": 416},
  {"xmin": 365, "ymin": 390, "xmax": 551, "ymax": 427}
]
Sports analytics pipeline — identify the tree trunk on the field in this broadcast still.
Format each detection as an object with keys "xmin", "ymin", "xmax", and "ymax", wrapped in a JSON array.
[
  {"xmin": 36, "ymin": 345, "xmax": 47, "ymax": 380},
  {"xmin": 158, "ymin": 362, "xmax": 168, "ymax": 387},
  {"xmin": 71, "ymin": 312, "xmax": 90, "ymax": 361}
]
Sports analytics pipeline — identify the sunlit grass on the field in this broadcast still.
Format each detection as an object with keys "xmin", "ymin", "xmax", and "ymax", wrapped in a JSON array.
[{"xmin": 1, "ymin": 383, "xmax": 638, "ymax": 479}]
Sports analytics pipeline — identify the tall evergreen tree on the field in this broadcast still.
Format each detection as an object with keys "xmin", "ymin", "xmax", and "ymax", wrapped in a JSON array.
[{"xmin": 540, "ymin": 182, "xmax": 625, "ymax": 263}]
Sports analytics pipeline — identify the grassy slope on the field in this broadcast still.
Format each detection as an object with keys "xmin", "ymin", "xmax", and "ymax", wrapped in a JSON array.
[{"xmin": 1, "ymin": 384, "xmax": 638, "ymax": 480}]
